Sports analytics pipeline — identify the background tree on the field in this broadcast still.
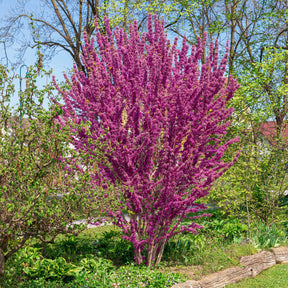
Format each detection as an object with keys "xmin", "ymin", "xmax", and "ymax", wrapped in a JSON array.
[
  {"xmin": 1, "ymin": 0, "xmax": 102, "ymax": 71},
  {"xmin": 0, "ymin": 0, "xmax": 176, "ymax": 71},
  {"xmin": 55, "ymin": 15, "xmax": 239, "ymax": 267},
  {"xmin": 209, "ymin": 47, "xmax": 288, "ymax": 225},
  {"xmin": 0, "ymin": 64, "xmax": 95, "ymax": 277}
]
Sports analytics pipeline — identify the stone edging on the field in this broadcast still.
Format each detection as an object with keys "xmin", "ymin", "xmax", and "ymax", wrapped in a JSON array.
[{"xmin": 171, "ymin": 246, "xmax": 288, "ymax": 288}]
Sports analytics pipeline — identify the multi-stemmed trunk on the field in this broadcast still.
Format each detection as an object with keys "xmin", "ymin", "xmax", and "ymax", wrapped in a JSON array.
[
  {"xmin": 132, "ymin": 222, "xmax": 168, "ymax": 267},
  {"xmin": 134, "ymin": 240, "xmax": 167, "ymax": 267}
]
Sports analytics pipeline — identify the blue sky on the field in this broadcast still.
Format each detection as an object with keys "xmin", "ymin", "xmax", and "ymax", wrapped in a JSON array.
[{"xmin": 0, "ymin": 0, "xmax": 73, "ymax": 109}]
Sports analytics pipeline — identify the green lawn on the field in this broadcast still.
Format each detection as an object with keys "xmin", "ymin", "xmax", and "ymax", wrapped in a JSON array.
[{"xmin": 227, "ymin": 264, "xmax": 288, "ymax": 288}]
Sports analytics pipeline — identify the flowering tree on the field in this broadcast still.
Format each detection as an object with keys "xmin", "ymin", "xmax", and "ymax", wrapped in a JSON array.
[{"xmin": 55, "ymin": 15, "xmax": 239, "ymax": 266}]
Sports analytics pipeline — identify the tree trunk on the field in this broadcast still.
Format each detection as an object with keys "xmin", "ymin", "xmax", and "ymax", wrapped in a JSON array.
[
  {"xmin": 146, "ymin": 239, "xmax": 167, "ymax": 267},
  {"xmin": 155, "ymin": 239, "xmax": 166, "ymax": 266},
  {"xmin": 0, "ymin": 248, "xmax": 5, "ymax": 277},
  {"xmin": 245, "ymin": 193, "xmax": 251, "ymax": 238},
  {"xmin": 134, "ymin": 242, "xmax": 143, "ymax": 265},
  {"xmin": 147, "ymin": 242, "xmax": 154, "ymax": 267},
  {"xmin": 228, "ymin": 0, "xmax": 236, "ymax": 75}
]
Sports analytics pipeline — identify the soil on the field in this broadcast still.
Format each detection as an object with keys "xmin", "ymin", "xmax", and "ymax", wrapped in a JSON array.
[{"xmin": 160, "ymin": 265, "xmax": 203, "ymax": 280}]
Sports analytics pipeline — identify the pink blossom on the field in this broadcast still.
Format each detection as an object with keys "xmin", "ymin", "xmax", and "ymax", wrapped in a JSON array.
[{"xmin": 55, "ymin": 14, "xmax": 239, "ymax": 266}]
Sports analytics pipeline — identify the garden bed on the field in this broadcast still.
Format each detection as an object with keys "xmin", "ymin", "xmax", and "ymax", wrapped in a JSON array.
[{"xmin": 1, "ymin": 215, "xmax": 288, "ymax": 288}]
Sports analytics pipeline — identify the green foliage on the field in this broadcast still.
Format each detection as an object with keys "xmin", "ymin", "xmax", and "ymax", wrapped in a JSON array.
[
  {"xmin": 97, "ymin": 230, "xmax": 134, "ymax": 265},
  {"xmin": 112, "ymin": 263, "xmax": 186, "ymax": 288},
  {"xmin": 0, "ymin": 63, "xmax": 97, "ymax": 277},
  {"xmin": 1, "ymin": 218, "xmax": 276, "ymax": 287},
  {"xmin": 249, "ymin": 222, "xmax": 287, "ymax": 249},
  {"xmin": 79, "ymin": 255, "xmax": 114, "ymax": 274},
  {"xmin": 6, "ymin": 261, "xmax": 186, "ymax": 288},
  {"xmin": 23, "ymin": 257, "xmax": 84, "ymax": 281},
  {"xmin": 203, "ymin": 219, "xmax": 248, "ymax": 240},
  {"xmin": 235, "ymin": 48, "xmax": 288, "ymax": 123},
  {"xmin": 2, "ymin": 245, "xmax": 185, "ymax": 287},
  {"xmin": 209, "ymin": 47, "xmax": 288, "ymax": 224},
  {"xmin": 222, "ymin": 222, "xmax": 248, "ymax": 240},
  {"xmin": 161, "ymin": 216, "xmax": 256, "ymax": 270},
  {"xmin": 0, "ymin": 246, "xmax": 42, "ymax": 284},
  {"xmin": 23, "ymin": 255, "xmax": 113, "ymax": 283},
  {"xmin": 42, "ymin": 234, "xmax": 92, "ymax": 262},
  {"xmin": 162, "ymin": 231, "xmax": 256, "ymax": 274},
  {"xmin": 98, "ymin": 0, "xmax": 178, "ymax": 31},
  {"xmin": 42, "ymin": 230, "xmax": 134, "ymax": 266},
  {"xmin": 163, "ymin": 238, "xmax": 197, "ymax": 265}
]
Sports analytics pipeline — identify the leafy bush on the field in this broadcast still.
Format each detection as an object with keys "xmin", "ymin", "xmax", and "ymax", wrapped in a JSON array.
[
  {"xmin": 112, "ymin": 263, "xmax": 186, "ymax": 288},
  {"xmin": 162, "ymin": 234, "xmax": 207, "ymax": 265},
  {"xmin": 0, "ymin": 64, "xmax": 95, "ymax": 277},
  {"xmin": 199, "ymin": 218, "xmax": 248, "ymax": 240},
  {"xmin": 221, "ymin": 220, "xmax": 248, "ymax": 240},
  {"xmin": 41, "ymin": 229, "xmax": 134, "ymax": 267},
  {"xmin": 3, "ymin": 253, "xmax": 185, "ymax": 288},
  {"xmin": 249, "ymin": 222, "xmax": 287, "ymax": 249},
  {"xmin": 0, "ymin": 246, "xmax": 43, "ymax": 286},
  {"xmin": 23, "ymin": 257, "xmax": 84, "ymax": 281},
  {"xmin": 98, "ymin": 230, "xmax": 134, "ymax": 265},
  {"xmin": 42, "ymin": 234, "xmax": 97, "ymax": 262},
  {"xmin": 79, "ymin": 255, "xmax": 114, "ymax": 275}
]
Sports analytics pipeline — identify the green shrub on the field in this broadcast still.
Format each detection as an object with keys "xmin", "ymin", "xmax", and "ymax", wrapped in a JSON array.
[
  {"xmin": 0, "ymin": 246, "xmax": 43, "ymax": 286},
  {"xmin": 112, "ymin": 263, "xmax": 186, "ymax": 287},
  {"xmin": 221, "ymin": 221, "xmax": 248, "ymax": 240},
  {"xmin": 95, "ymin": 230, "xmax": 134, "ymax": 265},
  {"xmin": 249, "ymin": 222, "xmax": 287, "ymax": 249},
  {"xmin": 23, "ymin": 257, "xmax": 84, "ymax": 282}
]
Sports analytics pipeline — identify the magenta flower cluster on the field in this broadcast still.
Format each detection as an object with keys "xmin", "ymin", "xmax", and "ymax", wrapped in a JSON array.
[{"xmin": 54, "ymin": 15, "xmax": 239, "ymax": 266}]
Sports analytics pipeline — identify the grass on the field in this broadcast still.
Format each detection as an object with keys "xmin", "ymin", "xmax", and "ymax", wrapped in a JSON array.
[{"xmin": 226, "ymin": 264, "xmax": 288, "ymax": 288}]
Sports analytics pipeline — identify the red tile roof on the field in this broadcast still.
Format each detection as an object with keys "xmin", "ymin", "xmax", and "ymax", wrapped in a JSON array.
[{"xmin": 258, "ymin": 121, "xmax": 288, "ymax": 145}]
